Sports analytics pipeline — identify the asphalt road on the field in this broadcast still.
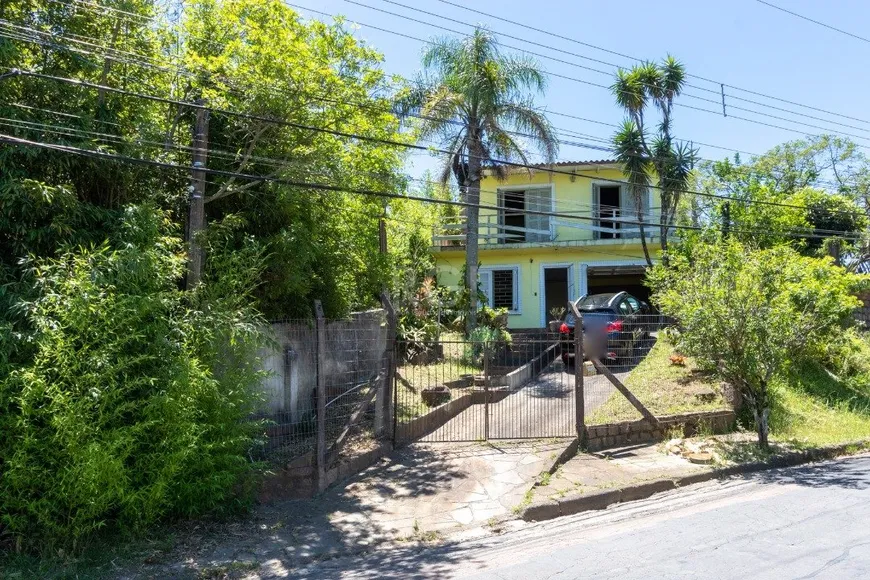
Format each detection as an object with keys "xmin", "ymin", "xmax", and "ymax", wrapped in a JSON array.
[{"xmin": 295, "ymin": 454, "xmax": 870, "ymax": 579}]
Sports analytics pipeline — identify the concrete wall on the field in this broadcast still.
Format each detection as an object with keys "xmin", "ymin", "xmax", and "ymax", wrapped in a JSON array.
[{"xmin": 259, "ymin": 309, "xmax": 388, "ymax": 424}]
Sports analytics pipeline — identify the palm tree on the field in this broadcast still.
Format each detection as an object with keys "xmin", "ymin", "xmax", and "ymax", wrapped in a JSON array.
[
  {"xmin": 400, "ymin": 29, "xmax": 558, "ymax": 334},
  {"xmin": 612, "ymin": 119, "xmax": 654, "ymax": 266},
  {"xmin": 611, "ymin": 56, "xmax": 696, "ymax": 266}
]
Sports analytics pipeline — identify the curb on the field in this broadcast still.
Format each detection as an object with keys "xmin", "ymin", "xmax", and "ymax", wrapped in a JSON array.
[{"xmin": 521, "ymin": 440, "xmax": 870, "ymax": 522}]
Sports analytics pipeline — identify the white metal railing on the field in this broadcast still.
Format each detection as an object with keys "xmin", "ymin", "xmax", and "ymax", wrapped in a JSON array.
[{"xmin": 432, "ymin": 206, "xmax": 650, "ymax": 246}]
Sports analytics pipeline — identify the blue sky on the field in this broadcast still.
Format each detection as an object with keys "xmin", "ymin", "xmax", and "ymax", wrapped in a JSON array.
[{"xmin": 308, "ymin": 0, "xmax": 870, "ymax": 180}]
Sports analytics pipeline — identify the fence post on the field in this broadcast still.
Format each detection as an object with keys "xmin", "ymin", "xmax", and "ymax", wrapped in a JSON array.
[
  {"xmin": 314, "ymin": 300, "xmax": 328, "ymax": 492},
  {"xmin": 378, "ymin": 292, "xmax": 396, "ymax": 441},
  {"xmin": 568, "ymin": 301, "xmax": 587, "ymax": 448},
  {"xmin": 483, "ymin": 340, "xmax": 490, "ymax": 441}
]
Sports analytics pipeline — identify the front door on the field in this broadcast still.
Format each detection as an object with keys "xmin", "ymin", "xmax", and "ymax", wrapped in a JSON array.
[{"xmin": 543, "ymin": 265, "xmax": 574, "ymax": 326}]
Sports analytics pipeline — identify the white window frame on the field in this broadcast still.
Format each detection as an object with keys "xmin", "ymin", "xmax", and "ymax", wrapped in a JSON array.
[
  {"xmin": 591, "ymin": 180, "xmax": 624, "ymax": 240},
  {"xmin": 479, "ymin": 265, "xmax": 521, "ymax": 315},
  {"xmin": 495, "ymin": 184, "xmax": 556, "ymax": 242}
]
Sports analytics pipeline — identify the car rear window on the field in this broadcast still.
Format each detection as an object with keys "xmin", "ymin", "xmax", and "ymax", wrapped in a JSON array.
[{"xmin": 575, "ymin": 294, "xmax": 616, "ymax": 311}]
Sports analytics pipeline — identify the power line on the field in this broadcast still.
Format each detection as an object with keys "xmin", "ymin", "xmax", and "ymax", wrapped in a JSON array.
[
  {"xmin": 2, "ymin": 132, "xmax": 863, "ymax": 242},
  {"xmin": 368, "ymin": 0, "xmax": 870, "ymax": 136},
  {"xmin": 431, "ymin": 0, "xmax": 870, "ymax": 126},
  {"xmin": 288, "ymin": 2, "xmax": 870, "ymax": 148},
  {"xmin": 12, "ymin": 68, "xmax": 868, "ymax": 220},
  {"xmin": 25, "ymin": 0, "xmax": 870, "ymax": 137},
  {"xmin": 8, "ymin": 3, "xmax": 864, "ymax": 157},
  {"xmin": 755, "ymin": 0, "xmax": 870, "ymax": 45}
]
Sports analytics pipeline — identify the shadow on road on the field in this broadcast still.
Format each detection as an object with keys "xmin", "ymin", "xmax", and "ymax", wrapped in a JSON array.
[{"xmin": 754, "ymin": 455, "xmax": 870, "ymax": 491}]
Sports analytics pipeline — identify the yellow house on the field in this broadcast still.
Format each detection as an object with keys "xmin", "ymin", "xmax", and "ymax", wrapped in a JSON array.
[{"xmin": 431, "ymin": 160, "xmax": 661, "ymax": 329}]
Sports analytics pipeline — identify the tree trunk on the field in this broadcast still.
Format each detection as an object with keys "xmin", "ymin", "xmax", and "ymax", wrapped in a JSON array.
[
  {"xmin": 754, "ymin": 406, "xmax": 770, "ymax": 450},
  {"xmin": 634, "ymin": 187, "xmax": 653, "ymax": 267},
  {"xmin": 751, "ymin": 381, "xmax": 771, "ymax": 450},
  {"xmin": 465, "ymin": 134, "xmax": 482, "ymax": 336},
  {"xmin": 659, "ymin": 193, "xmax": 671, "ymax": 267}
]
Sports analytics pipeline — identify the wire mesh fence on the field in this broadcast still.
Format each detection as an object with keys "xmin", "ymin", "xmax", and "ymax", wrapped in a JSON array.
[
  {"xmin": 392, "ymin": 314, "xmax": 679, "ymax": 443},
  {"xmin": 257, "ymin": 309, "xmax": 389, "ymax": 465},
  {"xmin": 256, "ymin": 308, "xmax": 683, "ymax": 462}
]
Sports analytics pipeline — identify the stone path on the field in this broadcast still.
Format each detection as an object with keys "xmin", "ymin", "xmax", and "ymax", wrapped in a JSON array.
[
  {"xmin": 126, "ymin": 439, "xmax": 572, "ymax": 578},
  {"xmin": 328, "ymin": 440, "xmax": 566, "ymax": 535},
  {"xmin": 532, "ymin": 442, "xmax": 709, "ymax": 503},
  {"xmin": 109, "ymin": 441, "xmax": 720, "ymax": 578}
]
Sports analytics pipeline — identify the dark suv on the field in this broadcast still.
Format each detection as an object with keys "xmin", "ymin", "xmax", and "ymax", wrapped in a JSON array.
[{"xmin": 559, "ymin": 292, "xmax": 651, "ymax": 366}]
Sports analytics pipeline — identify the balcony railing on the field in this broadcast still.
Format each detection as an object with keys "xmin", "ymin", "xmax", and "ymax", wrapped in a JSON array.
[{"xmin": 432, "ymin": 207, "xmax": 648, "ymax": 247}]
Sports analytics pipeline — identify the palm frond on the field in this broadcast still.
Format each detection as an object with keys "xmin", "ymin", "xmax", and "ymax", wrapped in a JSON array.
[
  {"xmin": 493, "ymin": 101, "xmax": 559, "ymax": 163},
  {"xmin": 612, "ymin": 68, "xmax": 647, "ymax": 113}
]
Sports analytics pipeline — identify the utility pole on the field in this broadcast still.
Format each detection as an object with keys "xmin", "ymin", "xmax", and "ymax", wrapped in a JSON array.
[
  {"xmin": 828, "ymin": 239, "xmax": 842, "ymax": 267},
  {"xmin": 722, "ymin": 201, "xmax": 731, "ymax": 239},
  {"xmin": 187, "ymin": 100, "xmax": 209, "ymax": 289}
]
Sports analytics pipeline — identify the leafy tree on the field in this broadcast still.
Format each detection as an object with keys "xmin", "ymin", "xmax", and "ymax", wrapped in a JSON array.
[
  {"xmin": 182, "ymin": 0, "xmax": 408, "ymax": 318},
  {"xmin": 695, "ymin": 137, "xmax": 868, "ymax": 260},
  {"xmin": 400, "ymin": 29, "xmax": 558, "ymax": 333},
  {"xmin": 649, "ymin": 242, "xmax": 861, "ymax": 449},
  {"xmin": 611, "ymin": 56, "xmax": 697, "ymax": 266}
]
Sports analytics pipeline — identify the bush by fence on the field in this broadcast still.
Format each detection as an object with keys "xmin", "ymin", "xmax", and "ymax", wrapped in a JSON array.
[{"xmin": 0, "ymin": 207, "xmax": 267, "ymax": 552}]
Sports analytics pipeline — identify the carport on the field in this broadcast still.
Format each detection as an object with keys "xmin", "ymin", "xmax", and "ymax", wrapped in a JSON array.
[{"xmin": 585, "ymin": 264, "xmax": 650, "ymax": 302}]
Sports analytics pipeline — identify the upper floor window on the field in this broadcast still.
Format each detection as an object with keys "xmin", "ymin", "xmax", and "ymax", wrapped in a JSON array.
[
  {"xmin": 496, "ymin": 187, "xmax": 552, "ymax": 244},
  {"xmin": 593, "ymin": 184, "xmax": 650, "ymax": 240}
]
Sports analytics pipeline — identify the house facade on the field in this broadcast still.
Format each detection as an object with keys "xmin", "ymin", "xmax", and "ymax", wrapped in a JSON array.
[{"xmin": 431, "ymin": 160, "xmax": 660, "ymax": 329}]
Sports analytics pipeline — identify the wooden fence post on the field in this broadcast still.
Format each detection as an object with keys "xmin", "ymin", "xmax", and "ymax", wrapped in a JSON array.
[
  {"xmin": 568, "ymin": 301, "xmax": 587, "ymax": 448},
  {"xmin": 378, "ymin": 292, "xmax": 396, "ymax": 440},
  {"xmin": 314, "ymin": 300, "xmax": 327, "ymax": 492}
]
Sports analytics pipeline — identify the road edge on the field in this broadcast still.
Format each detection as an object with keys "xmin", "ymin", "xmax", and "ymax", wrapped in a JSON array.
[{"xmin": 521, "ymin": 439, "xmax": 870, "ymax": 522}]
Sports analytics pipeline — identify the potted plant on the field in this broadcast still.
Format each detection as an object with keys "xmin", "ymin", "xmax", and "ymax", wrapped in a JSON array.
[{"xmin": 548, "ymin": 306, "xmax": 566, "ymax": 333}]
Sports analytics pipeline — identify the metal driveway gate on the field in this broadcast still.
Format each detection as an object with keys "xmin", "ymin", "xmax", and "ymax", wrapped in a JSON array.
[{"xmin": 392, "ymin": 334, "xmax": 577, "ymax": 444}]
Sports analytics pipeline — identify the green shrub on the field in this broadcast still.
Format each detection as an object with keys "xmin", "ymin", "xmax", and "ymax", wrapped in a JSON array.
[
  {"xmin": 649, "ymin": 241, "xmax": 861, "ymax": 449},
  {"xmin": 461, "ymin": 326, "xmax": 512, "ymax": 367},
  {"xmin": 0, "ymin": 206, "xmax": 267, "ymax": 552}
]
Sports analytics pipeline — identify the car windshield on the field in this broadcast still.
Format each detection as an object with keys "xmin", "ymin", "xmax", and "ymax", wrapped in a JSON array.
[{"xmin": 575, "ymin": 294, "xmax": 616, "ymax": 311}]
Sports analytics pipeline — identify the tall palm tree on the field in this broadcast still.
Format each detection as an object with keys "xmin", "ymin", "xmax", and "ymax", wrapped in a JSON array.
[
  {"xmin": 611, "ymin": 56, "xmax": 696, "ymax": 266},
  {"xmin": 612, "ymin": 119, "xmax": 654, "ymax": 266},
  {"xmin": 400, "ymin": 29, "xmax": 558, "ymax": 334}
]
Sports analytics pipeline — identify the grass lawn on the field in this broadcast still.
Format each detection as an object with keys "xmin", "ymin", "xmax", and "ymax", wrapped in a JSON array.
[
  {"xmin": 395, "ymin": 332, "xmax": 481, "ymax": 422},
  {"xmin": 587, "ymin": 337, "xmax": 728, "ymax": 424},
  {"xmin": 770, "ymin": 360, "xmax": 870, "ymax": 448},
  {"xmin": 587, "ymin": 333, "xmax": 870, "ymax": 449}
]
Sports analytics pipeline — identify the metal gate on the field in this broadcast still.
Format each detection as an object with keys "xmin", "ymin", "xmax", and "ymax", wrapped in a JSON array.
[{"xmin": 392, "ymin": 334, "xmax": 577, "ymax": 444}]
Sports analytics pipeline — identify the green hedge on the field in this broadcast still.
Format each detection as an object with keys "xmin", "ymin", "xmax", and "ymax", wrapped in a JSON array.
[{"xmin": 0, "ymin": 206, "xmax": 267, "ymax": 551}]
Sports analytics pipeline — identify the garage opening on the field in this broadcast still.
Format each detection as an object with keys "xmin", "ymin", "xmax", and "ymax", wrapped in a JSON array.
[{"xmin": 586, "ymin": 264, "xmax": 650, "ymax": 303}]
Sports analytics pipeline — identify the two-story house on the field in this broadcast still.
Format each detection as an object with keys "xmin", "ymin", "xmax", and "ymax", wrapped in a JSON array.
[{"xmin": 431, "ymin": 160, "xmax": 660, "ymax": 329}]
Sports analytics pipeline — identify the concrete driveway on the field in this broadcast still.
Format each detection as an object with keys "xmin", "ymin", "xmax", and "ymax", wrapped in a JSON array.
[{"xmin": 423, "ymin": 360, "xmax": 626, "ymax": 441}]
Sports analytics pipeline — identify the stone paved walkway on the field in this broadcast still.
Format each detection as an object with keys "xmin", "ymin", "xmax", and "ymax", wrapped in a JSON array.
[
  {"xmin": 532, "ymin": 442, "xmax": 710, "ymax": 503},
  {"xmin": 109, "ymin": 440, "xmax": 724, "ymax": 578}
]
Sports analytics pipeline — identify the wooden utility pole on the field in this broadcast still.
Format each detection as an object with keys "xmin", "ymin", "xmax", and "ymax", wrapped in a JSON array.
[
  {"xmin": 828, "ymin": 239, "xmax": 842, "ymax": 267},
  {"xmin": 187, "ymin": 100, "xmax": 209, "ymax": 289}
]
